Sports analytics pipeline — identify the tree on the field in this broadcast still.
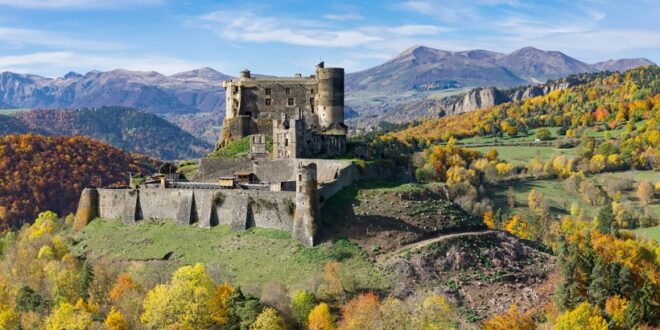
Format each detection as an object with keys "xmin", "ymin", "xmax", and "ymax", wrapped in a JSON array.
[
  {"xmin": 595, "ymin": 203, "xmax": 615, "ymax": 234},
  {"xmin": 15, "ymin": 286, "xmax": 48, "ymax": 313},
  {"xmin": 104, "ymin": 307, "xmax": 128, "ymax": 330},
  {"xmin": 224, "ymin": 288, "xmax": 263, "ymax": 330},
  {"xmin": 636, "ymin": 280, "xmax": 657, "ymax": 326},
  {"xmin": 291, "ymin": 289, "xmax": 315, "ymax": 326},
  {"xmin": 308, "ymin": 302, "xmax": 335, "ymax": 330},
  {"xmin": 44, "ymin": 302, "xmax": 94, "ymax": 330},
  {"xmin": 140, "ymin": 263, "xmax": 217, "ymax": 329},
  {"xmin": 637, "ymin": 181, "xmax": 654, "ymax": 205},
  {"xmin": 251, "ymin": 307, "xmax": 286, "ymax": 330},
  {"xmin": 604, "ymin": 296, "xmax": 628, "ymax": 330},
  {"xmin": 504, "ymin": 214, "xmax": 531, "ymax": 240},
  {"xmin": 110, "ymin": 273, "xmax": 138, "ymax": 303},
  {"xmin": 587, "ymin": 257, "xmax": 608, "ymax": 307},
  {"xmin": 338, "ymin": 292, "xmax": 379, "ymax": 330},
  {"xmin": 535, "ymin": 128, "xmax": 552, "ymax": 141},
  {"xmin": 483, "ymin": 210, "xmax": 496, "ymax": 229},
  {"xmin": 482, "ymin": 304, "xmax": 534, "ymax": 330},
  {"xmin": 378, "ymin": 297, "xmax": 410, "ymax": 329},
  {"xmin": 209, "ymin": 283, "xmax": 234, "ymax": 326},
  {"xmin": 77, "ymin": 261, "xmax": 94, "ymax": 300},
  {"xmin": 555, "ymin": 302, "xmax": 607, "ymax": 330},
  {"xmin": 412, "ymin": 294, "xmax": 457, "ymax": 329},
  {"xmin": 486, "ymin": 149, "xmax": 499, "ymax": 161}
]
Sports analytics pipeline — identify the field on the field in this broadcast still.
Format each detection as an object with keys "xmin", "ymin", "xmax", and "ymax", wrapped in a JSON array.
[
  {"xmin": 632, "ymin": 226, "xmax": 660, "ymax": 242},
  {"xmin": 486, "ymin": 170, "xmax": 659, "ymax": 220},
  {"xmin": 472, "ymin": 145, "xmax": 578, "ymax": 166},
  {"xmin": 72, "ymin": 218, "xmax": 390, "ymax": 291}
]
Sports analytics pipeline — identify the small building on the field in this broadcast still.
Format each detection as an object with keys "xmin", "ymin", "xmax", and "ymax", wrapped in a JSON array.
[
  {"xmin": 218, "ymin": 177, "xmax": 236, "ymax": 188},
  {"xmin": 234, "ymin": 171, "xmax": 256, "ymax": 184}
]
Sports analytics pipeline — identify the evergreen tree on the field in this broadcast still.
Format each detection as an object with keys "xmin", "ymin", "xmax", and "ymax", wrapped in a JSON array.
[
  {"xmin": 587, "ymin": 257, "xmax": 608, "ymax": 307},
  {"xmin": 494, "ymin": 208, "xmax": 504, "ymax": 229},
  {"xmin": 555, "ymin": 240, "xmax": 585, "ymax": 310},
  {"xmin": 596, "ymin": 202, "xmax": 615, "ymax": 234},
  {"xmin": 624, "ymin": 300, "xmax": 642, "ymax": 330},
  {"xmin": 78, "ymin": 261, "xmax": 94, "ymax": 300},
  {"xmin": 618, "ymin": 266, "xmax": 634, "ymax": 299},
  {"xmin": 637, "ymin": 280, "xmax": 657, "ymax": 326}
]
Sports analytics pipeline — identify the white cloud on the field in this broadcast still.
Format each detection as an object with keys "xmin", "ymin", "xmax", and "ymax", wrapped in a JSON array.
[
  {"xmin": 0, "ymin": 27, "xmax": 122, "ymax": 50},
  {"xmin": 322, "ymin": 13, "xmax": 364, "ymax": 21},
  {"xmin": 195, "ymin": 9, "xmax": 446, "ymax": 48},
  {"xmin": 0, "ymin": 51, "xmax": 215, "ymax": 77},
  {"xmin": 0, "ymin": 0, "xmax": 163, "ymax": 9}
]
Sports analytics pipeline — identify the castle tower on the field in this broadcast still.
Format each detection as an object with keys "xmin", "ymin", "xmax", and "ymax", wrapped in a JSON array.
[
  {"xmin": 293, "ymin": 162, "xmax": 318, "ymax": 246},
  {"xmin": 315, "ymin": 62, "xmax": 344, "ymax": 129},
  {"xmin": 73, "ymin": 188, "xmax": 99, "ymax": 230}
]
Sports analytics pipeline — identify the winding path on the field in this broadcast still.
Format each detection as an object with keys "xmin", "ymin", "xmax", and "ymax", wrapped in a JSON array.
[{"xmin": 376, "ymin": 229, "xmax": 497, "ymax": 263}]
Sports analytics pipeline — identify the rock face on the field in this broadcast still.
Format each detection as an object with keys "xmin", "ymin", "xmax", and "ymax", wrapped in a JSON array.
[
  {"xmin": 0, "ymin": 68, "xmax": 232, "ymax": 113},
  {"xmin": 445, "ymin": 87, "xmax": 508, "ymax": 115}
]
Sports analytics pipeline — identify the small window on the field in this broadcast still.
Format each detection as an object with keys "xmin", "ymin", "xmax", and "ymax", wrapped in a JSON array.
[
  {"xmin": 309, "ymin": 98, "xmax": 314, "ymax": 105},
  {"xmin": 288, "ymin": 98, "xmax": 294, "ymax": 106},
  {"xmin": 310, "ymin": 88, "xmax": 314, "ymax": 94},
  {"xmin": 285, "ymin": 87, "xmax": 291, "ymax": 94},
  {"xmin": 265, "ymin": 88, "xmax": 271, "ymax": 95},
  {"xmin": 265, "ymin": 99, "xmax": 272, "ymax": 106}
]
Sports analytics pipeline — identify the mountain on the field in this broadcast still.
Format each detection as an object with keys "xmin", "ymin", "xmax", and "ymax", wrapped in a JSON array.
[
  {"xmin": 3, "ymin": 107, "xmax": 212, "ymax": 160},
  {"xmin": 0, "ymin": 68, "xmax": 232, "ymax": 113},
  {"xmin": 346, "ymin": 46, "xmax": 656, "ymax": 93},
  {"xmin": 593, "ymin": 58, "xmax": 656, "ymax": 72},
  {"xmin": 498, "ymin": 47, "xmax": 593, "ymax": 83},
  {"xmin": 0, "ymin": 134, "xmax": 156, "ymax": 228}
]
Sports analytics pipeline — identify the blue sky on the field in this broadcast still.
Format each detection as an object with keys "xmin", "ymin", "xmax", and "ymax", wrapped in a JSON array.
[{"xmin": 0, "ymin": 0, "xmax": 658, "ymax": 77}]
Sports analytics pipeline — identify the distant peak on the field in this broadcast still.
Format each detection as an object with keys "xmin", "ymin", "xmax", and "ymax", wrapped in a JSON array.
[{"xmin": 64, "ymin": 71, "xmax": 82, "ymax": 79}]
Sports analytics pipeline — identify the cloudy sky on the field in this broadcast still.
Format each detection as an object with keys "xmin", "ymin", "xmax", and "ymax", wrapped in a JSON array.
[{"xmin": 0, "ymin": 0, "xmax": 658, "ymax": 77}]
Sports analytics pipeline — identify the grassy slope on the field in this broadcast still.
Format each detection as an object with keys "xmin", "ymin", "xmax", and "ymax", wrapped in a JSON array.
[
  {"xmin": 472, "ymin": 145, "xmax": 578, "ymax": 166},
  {"xmin": 207, "ymin": 136, "xmax": 251, "ymax": 158},
  {"xmin": 486, "ymin": 170, "xmax": 659, "ymax": 219},
  {"xmin": 72, "ymin": 218, "xmax": 390, "ymax": 291},
  {"xmin": 632, "ymin": 226, "xmax": 660, "ymax": 242}
]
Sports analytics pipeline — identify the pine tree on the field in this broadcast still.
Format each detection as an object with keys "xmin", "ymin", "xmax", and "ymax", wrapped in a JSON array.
[
  {"xmin": 77, "ymin": 261, "xmax": 94, "ymax": 300},
  {"xmin": 637, "ymin": 280, "xmax": 657, "ymax": 326},
  {"xmin": 618, "ymin": 266, "xmax": 634, "ymax": 299},
  {"xmin": 555, "ymin": 240, "xmax": 585, "ymax": 310},
  {"xmin": 596, "ymin": 202, "xmax": 615, "ymax": 234},
  {"xmin": 587, "ymin": 257, "xmax": 608, "ymax": 307},
  {"xmin": 624, "ymin": 300, "xmax": 642, "ymax": 330}
]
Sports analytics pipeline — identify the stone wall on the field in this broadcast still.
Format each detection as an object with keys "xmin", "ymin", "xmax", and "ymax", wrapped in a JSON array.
[{"xmin": 95, "ymin": 187, "xmax": 295, "ymax": 231}]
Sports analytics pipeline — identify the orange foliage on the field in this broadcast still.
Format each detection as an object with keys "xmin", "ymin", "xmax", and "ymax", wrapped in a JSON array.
[
  {"xmin": 0, "ymin": 134, "xmax": 155, "ymax": 228},
  {"xmin": 109, "ymin": 273, "xmax": 138, "ymax": 303},
  {"xmin": 338, "ymin": 292, "xmax": 379, "ymax": 330}
]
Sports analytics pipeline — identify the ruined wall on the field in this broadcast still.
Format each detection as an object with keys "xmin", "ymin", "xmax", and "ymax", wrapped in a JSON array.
[{"xmin": 94, "ymin": 188, "xmax": 295, "ymax": 231}]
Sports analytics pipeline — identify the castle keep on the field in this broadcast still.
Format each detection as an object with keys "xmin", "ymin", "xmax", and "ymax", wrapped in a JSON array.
[
  {"xmin": 75, "ymin": 63, "xmax": 411, "ymax": 246},
  {"xmin": 221, "ymin": 62, "xmax": 347, "ymax": 158}
]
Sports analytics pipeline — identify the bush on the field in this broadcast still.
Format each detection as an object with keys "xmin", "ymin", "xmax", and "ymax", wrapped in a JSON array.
[{"xmin": 535, "ymin": 128, "xmax": 553, "ymax": 141}]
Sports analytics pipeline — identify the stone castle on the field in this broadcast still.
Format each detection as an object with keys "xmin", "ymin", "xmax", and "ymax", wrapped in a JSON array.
[
  {"xmin": 220, "ymin": 62, "xmax": 347, "ymax": 158},
  {"xmin": 75, "ymin": 63, "xmax": 410, "ymax": 246}
]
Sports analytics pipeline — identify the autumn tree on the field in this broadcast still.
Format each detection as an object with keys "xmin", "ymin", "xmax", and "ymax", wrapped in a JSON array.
[
  {"xmin": 637, "ymin": 181, "xmax": 654, "ymax": 205},
  {"xmin": 251, "ymin": 307, "xmax": 287, "ymax": 330},
  {"xmin": 555, "ymin": 302, "xmax": 607, "ymax": 330},
  {"xmin": 291, "ymin": 289, "xmax": 315, "ymax": 326},
  {"xmin": 482, "ymin": 304, "xmax": 534, "ymax": 330},
  {"xmin": 337, "ymin": 292, "xmax": 379, "ymax": 330},
  {"xmin": 308, "ymin": 302, "xmax": 335, "ymax": 330},
  {"xmin": 104, "ymin": 307, "xmax": 128, "ymax": 330},
  {"xmin": 411, "ymin": 294, "xmax": 457, "ymax": 329},
  {"xmin": 141, "ymin": 263, "xmax": 217, "ymax": 329}
]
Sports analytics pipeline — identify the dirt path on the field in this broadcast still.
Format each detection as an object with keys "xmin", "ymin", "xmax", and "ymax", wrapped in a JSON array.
[{"xmin": 376, "ymin": 229, "xmax": 496, "ymax": 263}]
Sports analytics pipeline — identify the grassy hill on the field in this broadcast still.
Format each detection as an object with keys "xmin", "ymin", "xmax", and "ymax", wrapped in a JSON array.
[{"xmin": 3, "ymin": 107, "xmax": 212, "ymax": 160}]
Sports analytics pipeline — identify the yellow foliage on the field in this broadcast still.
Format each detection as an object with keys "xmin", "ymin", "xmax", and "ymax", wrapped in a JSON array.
[
  {"xmin": 209, "ymin": 283, "xmax": 234, "ymax": 325},
  {"xmin": 141, "ymin": 263, "xmax": 216, "ymax": 329},
  {"xmin": 504, "ymin": 214, "xmax": 531, "ymax": 240},
  {"xmin": 38, "ymin": 245, "xmax": 54, "ymax": 259},
  {"xmin": 104, "ymin": 307, "xmax": 128, "ymax": 330},
  {"xmin": 604, "ymin": 296, "xmax": 628, "ymax": 330},
  {"xmin": 555, "ymin": 302, "xmax": 607, "ymax": 330},
  {"xmin": 0, "ymin": 308, "xmax": 19, "ymax": 330},
  {"xmin": 412, "ymin": 294, "xmax": 457, "ymax": 330},
  {"xmin": 27, "ymin": 211, "xmax": 59, "ymax": 241},
  {"xmin": 495, "ymin": 162, "xmax": 513, "ymax": 176},
  {"xmin": 251, "ymin": 307, "xmax": 287, "ymax": 330},
  {"xmin": 483, "ymin": 210, "xmax": 496, "ymax": 229},
  {"xmin": 308, "ymin": 303, "xmax": 335, "ymax": 330},
  {"xmin": 482, "ymin": 304, "xmax": 535, "ymax": 330},
  {"xmin": 44, "ymin": 302, "xmax": 94, "ymax": 330}
]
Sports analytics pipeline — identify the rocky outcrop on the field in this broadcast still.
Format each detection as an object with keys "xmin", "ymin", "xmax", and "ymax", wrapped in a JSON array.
[{"xmin": 445, "ymin": 87, "xmax": 508, "ymax": 115}]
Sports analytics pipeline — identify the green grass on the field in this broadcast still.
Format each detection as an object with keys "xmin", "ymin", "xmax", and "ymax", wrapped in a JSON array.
[
  {"xmin": 72, "ymin": 218, "xmax": 390, "ymax": 290},
  {"xmin": 486, "ymin": 170, "xmax": 659, "ymax": 220},
  {"xmin": 206, "ymin": 136, "xmax": 251, "ymax": 159},
  {"xmin": 632, "ymin": 226, "xmax": 660, "ymax": 242},
  {"xmin": 457, "ymin": 125, "xmax": 632, "ymax": 146},
  {"xmin": 471, "ymin": 145, "xmax": 578, "ymax": 166}
]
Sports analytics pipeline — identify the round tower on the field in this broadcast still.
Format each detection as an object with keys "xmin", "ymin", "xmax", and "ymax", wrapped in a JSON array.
[
  {"xmin": 293, "ymin": 162, "xmax": 318, "ymax": 246},
  {"xmin": 315, "ymin": 65, "xmax": 344, "ymax": 129}
]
